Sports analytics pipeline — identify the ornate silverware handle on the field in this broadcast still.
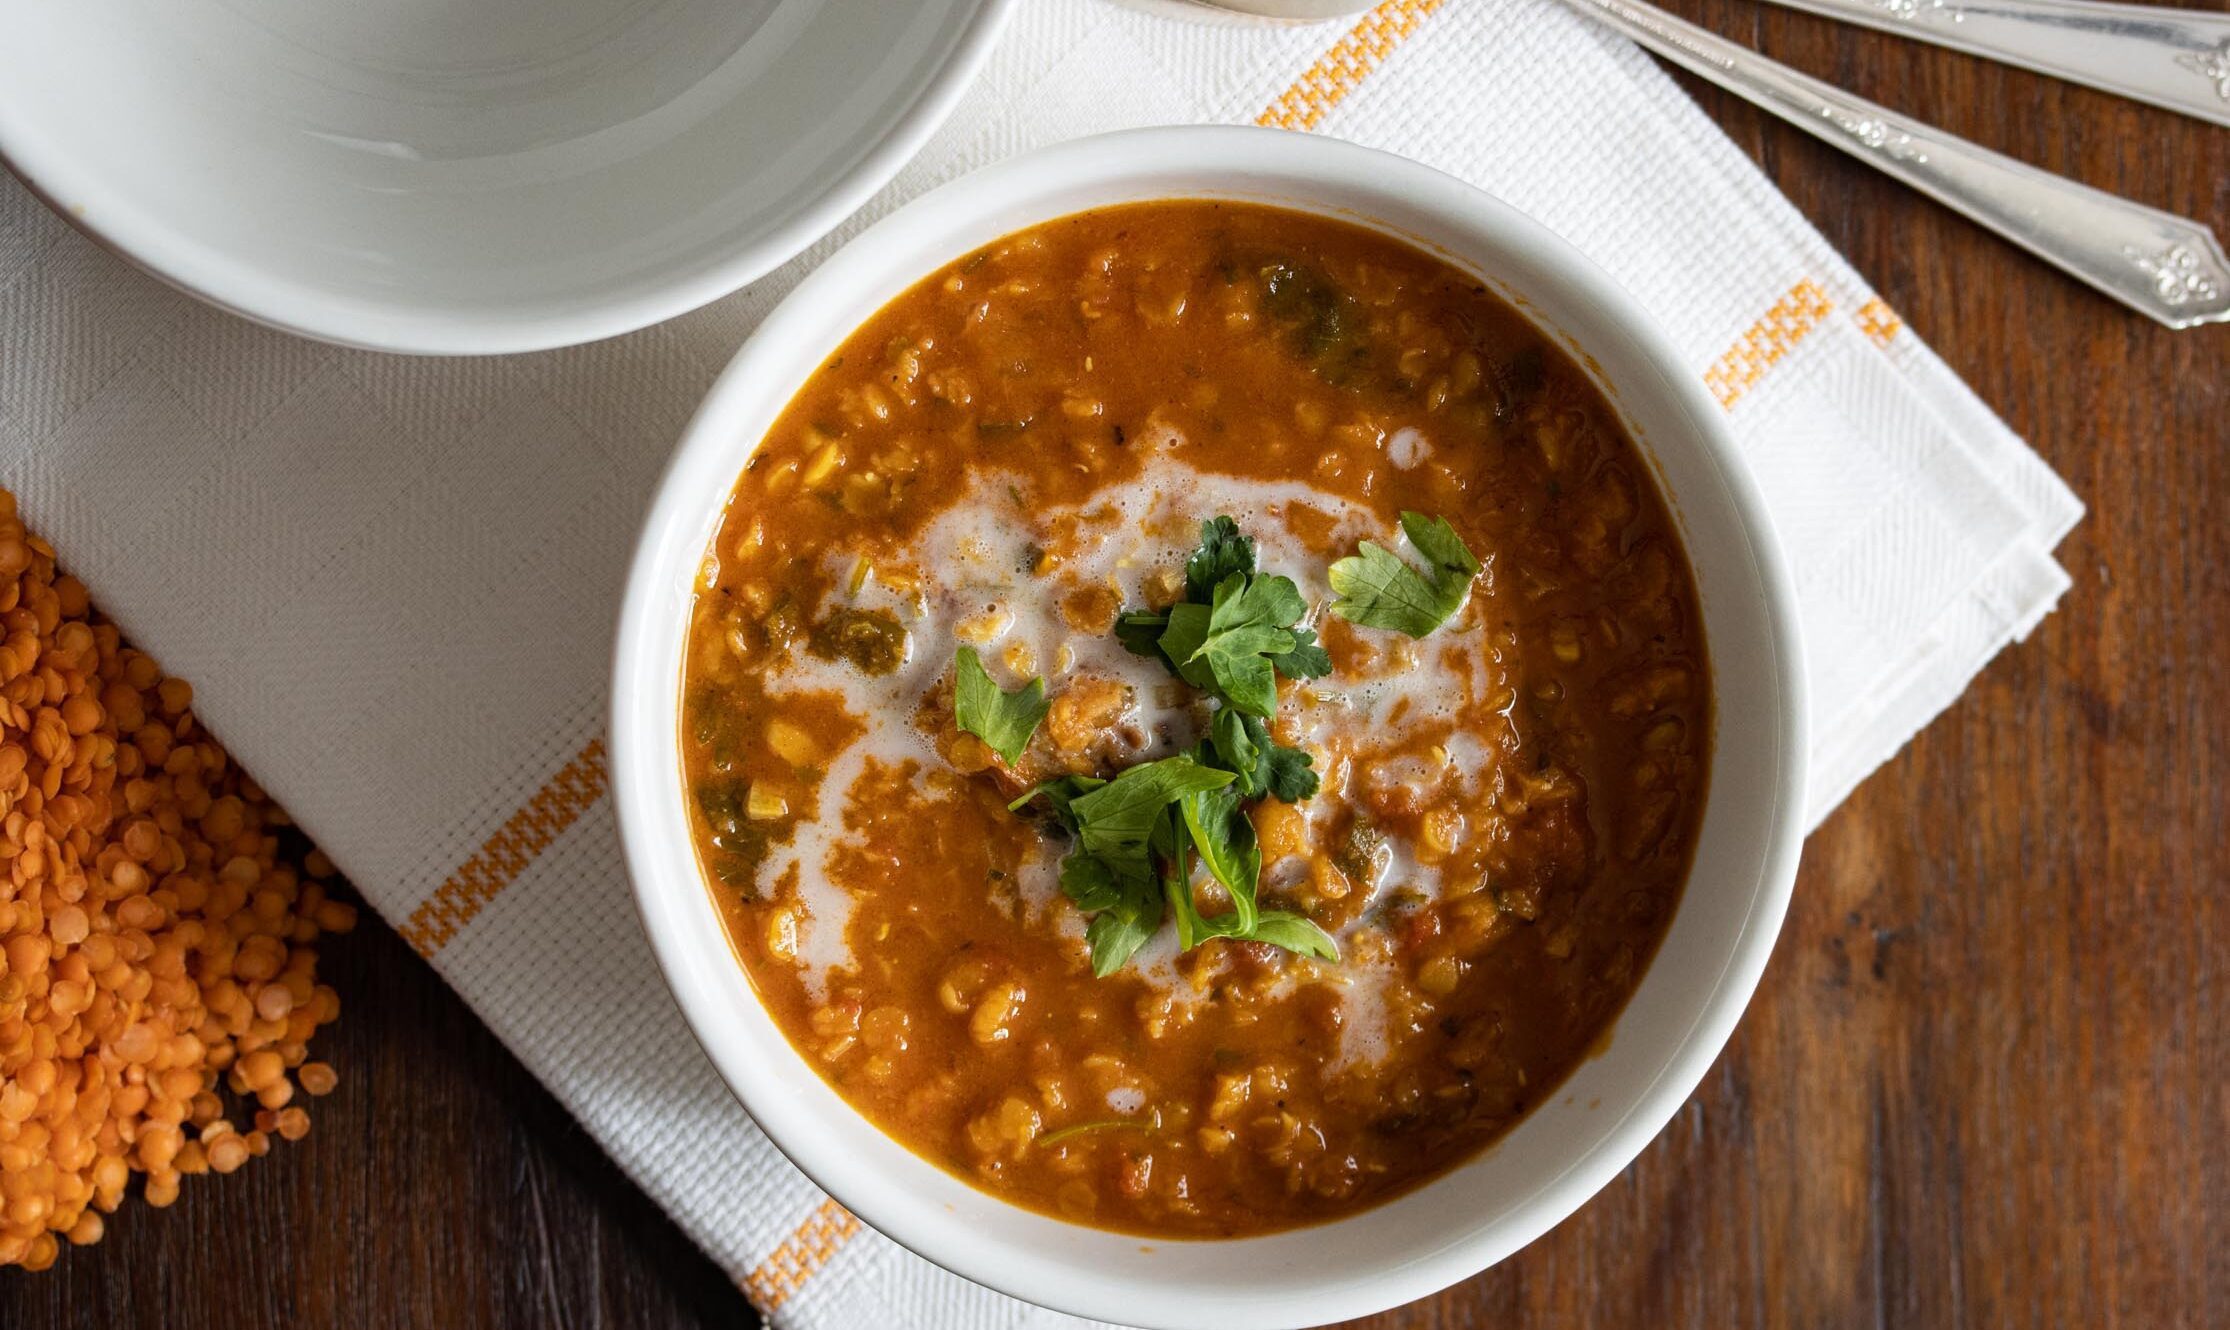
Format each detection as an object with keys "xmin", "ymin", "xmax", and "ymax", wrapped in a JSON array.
[
  {"xmin": 1760, "ymin": 0, "xmax": 2230, "ymax": 129},
  {"xmin": 1563, "ymin": 0, "xmax": 2230, "ymax": 328}
]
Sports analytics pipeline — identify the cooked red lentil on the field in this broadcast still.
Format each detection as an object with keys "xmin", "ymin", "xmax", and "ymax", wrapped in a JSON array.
[
  {"xmin": 0, "ymin": 486, "xmax": 352, "ymax": 1270},
  {"xmin": 682, "ymin": 202, "xmax": 1710, "ymax": 1237}
]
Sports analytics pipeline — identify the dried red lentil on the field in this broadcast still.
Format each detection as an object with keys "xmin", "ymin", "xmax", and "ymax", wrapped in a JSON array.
[{"xmin": 0, "ymin": 486, "xmax": 352, "ymax": 1270}]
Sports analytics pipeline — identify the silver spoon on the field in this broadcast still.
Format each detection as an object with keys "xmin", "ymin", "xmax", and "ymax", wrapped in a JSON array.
[
  {"xmin": 1563, "ymin": 0, "xmax": 2229, "ymax": 327},
  {"xmin": 1755, "ymin": 0, "xmax": 2230, "ymax": 130},
  {"xmin": 1207, "ymin": 0, "xmax": 2230, "ymax": 328},
  {"xmin": 1215, "ymin": 0, "xmax": 2230, "ymax": 126}
]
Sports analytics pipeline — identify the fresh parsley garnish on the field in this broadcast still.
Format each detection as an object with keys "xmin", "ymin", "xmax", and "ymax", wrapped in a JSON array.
[
  {"xmin": 1207, "ymin": 709, "xmax": 1320, "ymax": 803},
  {"xmin": 1006, "ymin": 772, "xmax": 1103, "ymax": 831},
  {"xmin": 1229, "ymin": 909, "xmax": 1341, "ymax": 961},
  {"xmin": 1014, "ymin": 755, "xmax": 1226, "ymax": 975},
  {"xmin": 1166, "ymin": 773, "xmax": 1332, "ymax": 962},
  {"xmin": 1184, "ymin": 515, "xmax": 1257, "ymax": 603},
  {"xmin": 1013, "ymin": 751, "xmax": 1337, "ymax": 975},
  {"xmin": 1113, "ymin": 610, "xmax": 1169, "ymax": 660},
  {"xmin": 996, "ymin": 517, "xmax": 1355, "ymax": 976},
  {"xmin": 1160, "ymin": 575, "xmax": 1293, "ymax": 717},
  {"xmin": 1118, "ymin": 519, "xmax": 1324, "ymax": 804},
  {"xmin": 1268, "ymin": 628, "xmax": 1332, "ymax": 681},
  {"xmin": 1067, "ymin": 755, "xmax": 1235, "ymax": 864},
  {"xmin": 1178, "ymin": 781, "xmax": 1259, "ymax": 926},
  {"xmin": 1124, "ymin": 519, "xmax": 1330, "ymax": 716},
  {"xmin": 1328, "ymin": 511, "xmax": 1482, "ymax": 638},
  {"xmin": 953, "ymin": 646, "xmax": 1047, "ymax": 764}
]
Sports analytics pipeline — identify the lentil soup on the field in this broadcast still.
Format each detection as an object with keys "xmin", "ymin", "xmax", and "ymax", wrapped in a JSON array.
[{"xmin": 680, "ymin": 202, "xmax": 1710, "ymax": 1238}]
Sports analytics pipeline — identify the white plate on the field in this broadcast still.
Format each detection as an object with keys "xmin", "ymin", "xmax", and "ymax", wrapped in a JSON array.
[
  {"xmin": 0, "ymin": 0, "xmax": 1014, "ymax": 353},
  {"xmin": 613, "ymin": 126, "xmax": 1810, "ymax": 1328}
]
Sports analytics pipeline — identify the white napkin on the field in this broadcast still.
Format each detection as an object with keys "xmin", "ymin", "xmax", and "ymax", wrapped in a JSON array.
[{"xmin": 0, "ymin": 0, "xmax": 2079, "ymax": 1324}]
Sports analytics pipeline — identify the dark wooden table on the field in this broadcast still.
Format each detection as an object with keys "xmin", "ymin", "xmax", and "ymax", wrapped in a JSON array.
[{"xmin": 4, "ymin": 5, "xmax": 2225, "ymax": 1326}]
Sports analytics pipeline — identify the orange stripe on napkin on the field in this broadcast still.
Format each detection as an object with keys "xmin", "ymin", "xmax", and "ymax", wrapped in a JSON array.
[
  {"xmin": 1703, "ymin": 279, "xmax": 1834, "ymax": 409},
  {"xmin": 399, "ymin": 738, "xmax": 609, "ymax": 956},
  {"xmin": 1257, "ymin": 0, "xmax": 1448, "ymax": 131},
  {"xmin": 1855, "ymin": 296, "xmax": 1904, "ymax": 348},
  {"xmin": 742, "ymin": 1198, "xmax": 862, "ymax": 1313}
]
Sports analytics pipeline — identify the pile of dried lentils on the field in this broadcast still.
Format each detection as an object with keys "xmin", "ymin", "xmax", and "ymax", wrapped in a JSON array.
[{"xmin": 0, "ymin": 487, "xmax": 352, "ymax": 1270}]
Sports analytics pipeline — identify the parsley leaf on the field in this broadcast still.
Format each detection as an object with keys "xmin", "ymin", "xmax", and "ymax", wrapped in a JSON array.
[
  {"xmin": 1206, "ymin": 710, "xmax": 1319, "ymax": 804},
  {"xmin": 1328, "ymin": 511, "xmax": 1481, "ymax": 638},
  {"xmin": 1076, "ymin": 763, "xmax": 1223, "ymax": 972},
  {"xmin": 1241, "ymin": 909, "xmax": 1340, "ymax": 962},
  {"xmin": 1269, "ymin": 627, "xmax": 1332, "ymax": 681},
  {"xmin": 1034, "ymin": 755, "xmax": 1333, "ymax": 973},
  {"xmin": 1113, "ymin": 610, "xmax": 1168, "ymax": 659},
  {"xmin": 953, "ymin": 647, "xmax": 1048, "ymax": 763},
  {"xmin": 1043, "ymin": 761, "xmax": 1234, "ymax": 977},
  {"xmin": 1057, "ymin": 852, "xmax": 1124, "ymax": 912},
  {"xmin": 1180, "ymin": 784, "xmax": 1261, "ymax": 926},
  {"xmin": 1206, "ymin": 708, "xmax": 1263, "ymax": 793},
  {"xmin": 1155, "ymin": 800, "xmax": 1245, "ymax": 953},
  {"xmin": 1154, "ymin": 602, "xmax": 1216, "ymax": 689},
  {"xmin": 1086, "ymin": 902, "xmax": 1162, "ymax": 976},
  {"xmin": 1327, "ymin": 542, "xmax": 1442, "ymax": 636},
  {"xmin": 1157, "ymin": 571, "xmax": 1321, "ymax": 717},
  {"xmin": 1159, "ymin": 799, "xmax": 1333, "ymax": 962},
  {"xmin": 1262, "ymin": 743, "xmax": 1321, "ymax": 804},
  {"xmin": 1125, "ymin": 518, "xmax": 1327, "ymax": 705},
  {"xmin": 1213, "ymin": 567, "xmax": 1307, "ymax": 636},
  {"xmin": 1067, "ymin": 756, "xmax": 1236, "ymax": 865},
  {"xmin": 1009, "ymin": 773, "xmax": 1106, "ymax": 836},
  {"xmin": 1184, "ymin": 516, "xmax": 1256, "ymax": 603},
  {"xmin": 983, "ymin": 517, "xmax": 1350, "ymax": 976},
  {"xmin": 1188, "ymin": 575, "xmax": 1293, "ymax": 716},
  {"xmin": 1164, "ymin": 874, "xmax": 1239, "ymax": 951},
  {"xmin": 1400, "ymin": 510, "xmax": 1482, "ymax": 586}
]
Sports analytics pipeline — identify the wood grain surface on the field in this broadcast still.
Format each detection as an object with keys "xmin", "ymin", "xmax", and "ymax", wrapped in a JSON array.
[{"xmin": 2, "ymin": 4, "xmax": 2225, "ymax": 1325}]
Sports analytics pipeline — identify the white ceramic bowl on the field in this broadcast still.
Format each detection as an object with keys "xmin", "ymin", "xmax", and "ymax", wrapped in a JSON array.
[
  {"xmin": 0, "ymin": 0, "xmax": 1012, "ymax": 353},
  {"xmin": 613, "ymin": 126, "xmax": 1808, "ymax": 1329}
]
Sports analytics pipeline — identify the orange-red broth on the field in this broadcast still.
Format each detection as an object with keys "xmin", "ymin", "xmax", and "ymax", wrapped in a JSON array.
[{"xmin": 681, "ymin": 202, "xmax": 1710, "ymax": 1237}]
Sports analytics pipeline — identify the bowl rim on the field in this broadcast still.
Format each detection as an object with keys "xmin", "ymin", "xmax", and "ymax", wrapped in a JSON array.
[
  {"xmin": 612, "ymin": 124, "xmax": 1809, "ymax": 1328},
  {"xmin": 0, "ymin": 0, "xmax": 1017, "ymax": 355}
]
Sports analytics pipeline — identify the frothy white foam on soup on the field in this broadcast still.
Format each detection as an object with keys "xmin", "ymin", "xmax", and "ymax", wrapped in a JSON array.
[
  {"xmin": 747, "ymin": 452, "xmax": 1506, "ymax": 1006},
  {"xmin": 1328, "ymin": 951, "xmax": 1400, "ymax": 1067},
  {"xmin": 1387, "ymin": 426, "xmax": 1430, "ymax": 469}
]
